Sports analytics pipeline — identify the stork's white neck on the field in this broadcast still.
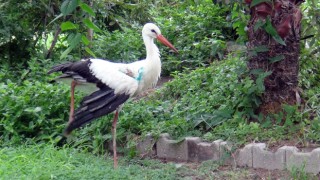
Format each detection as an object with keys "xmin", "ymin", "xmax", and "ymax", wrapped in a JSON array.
[
  {"xmin": 141, "ymin": 34, "xmax": 161, "ymax": 89},
  {"xmin": 143, "ymin": 34, "xmax": 160, "ymax": 61}
]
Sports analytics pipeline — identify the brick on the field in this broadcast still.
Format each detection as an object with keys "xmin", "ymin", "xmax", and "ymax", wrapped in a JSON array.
[
  {"xmin": 212, "ymin": 139, "xmax": 223, "ymax": 158},
  {"xmin": 286, "ymin": 147, "xmax": 320, "ymax": 174},
  {"xmin": 236, "ymin": 143, "xmax": 254, "ymax": 167},
  {"xmin": 252, "ymin": 143, "xmax": 286, "ymax": 170},
  {"xmin": 136, "ymin": 134, "xmax": 156, "ymax": 157}
]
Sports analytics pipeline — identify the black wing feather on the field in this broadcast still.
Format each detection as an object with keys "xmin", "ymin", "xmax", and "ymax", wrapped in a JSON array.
[
  {"xmin": 49, "ymin": 59, "xmax": 131, "ymax": 135},
  {"xmin": 64, "ymin": 85, "xmax": 130, "ymax": 135},
  {"xmin": 48, "ymin": 59, "xmax": 100, "ymax": 84}
]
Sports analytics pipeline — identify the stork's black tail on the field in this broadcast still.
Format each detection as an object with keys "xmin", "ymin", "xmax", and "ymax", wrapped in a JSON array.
[{"xmin": 63, "ymin": 85, "xmax": 130, "ymax": 135}]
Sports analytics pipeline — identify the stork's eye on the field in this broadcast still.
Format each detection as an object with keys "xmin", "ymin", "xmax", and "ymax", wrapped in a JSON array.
[{"xmin": 151, "ymin": 29, "xmax": 157, "ymax": 34}]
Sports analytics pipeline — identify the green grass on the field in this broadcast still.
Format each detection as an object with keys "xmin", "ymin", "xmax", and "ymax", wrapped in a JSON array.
[
  {"xmin": 0, "ymin": 144, "xmax": 177, "ymax": 180},
  {"xmin": 1, "ymin": 144, "xmax": 318, "ymax": 180}
]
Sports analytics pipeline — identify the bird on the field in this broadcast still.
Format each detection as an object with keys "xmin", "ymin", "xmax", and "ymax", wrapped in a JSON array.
[{"xmin": 48, "ymin": 23, "xmax": 178, "ymax": 168}]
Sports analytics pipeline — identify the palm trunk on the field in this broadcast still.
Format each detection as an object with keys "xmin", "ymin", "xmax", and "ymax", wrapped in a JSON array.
[{"xmin": 246, "ymin": 0, "xmax": 303, "ymax": 116}]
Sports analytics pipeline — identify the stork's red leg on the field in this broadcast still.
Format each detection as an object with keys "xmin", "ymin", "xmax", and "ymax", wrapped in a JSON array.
[
  {"xmin": 68, "ymin": 80, "xmax": 77, "ymax": 125},
  {"xmin": 112, "ymin": 110, "xmax": 119, "ymax": 169}
]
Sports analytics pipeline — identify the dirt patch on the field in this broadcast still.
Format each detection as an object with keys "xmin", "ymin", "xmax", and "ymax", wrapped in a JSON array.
[
  {"xmin": 172, "ymin": 162, "xmax": 318, "ymax": 180},
  {"xmin": 261, "ymin": 139, "xmax": 320, "ymax": 153}
]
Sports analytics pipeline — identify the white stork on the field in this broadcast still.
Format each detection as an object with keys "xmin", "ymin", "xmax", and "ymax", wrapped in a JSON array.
[{"xmin": 48, "ymin": 23, "xmax": 178, "ymax": 168}]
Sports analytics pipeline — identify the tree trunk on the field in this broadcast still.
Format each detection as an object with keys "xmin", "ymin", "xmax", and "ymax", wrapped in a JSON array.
[
  {"xmin": 246, "ymin": 0, "xmax": 303, "ymax": 116},
  {"xmin": 86, "ymin": 0, "xmax": 94, "ymax": 43}
]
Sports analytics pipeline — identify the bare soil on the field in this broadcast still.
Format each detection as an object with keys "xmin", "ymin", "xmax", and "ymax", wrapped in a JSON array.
[
  {"xmin": 169, "ymin": 162, "xmax": 319, "ymax": 180},
  {"xmin": 263, "ymin": 139, "xmax": 320, "ymax": 153}
]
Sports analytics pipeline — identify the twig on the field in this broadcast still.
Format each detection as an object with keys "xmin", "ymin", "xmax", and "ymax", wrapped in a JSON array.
[{"xmin": 46, "ymin": 26, "xmax": 61, "ymax": 59}]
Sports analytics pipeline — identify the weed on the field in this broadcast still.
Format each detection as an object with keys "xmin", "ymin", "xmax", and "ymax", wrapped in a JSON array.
[{"xmin": 289, "ymin": 164, "xmax": 318, "ymax": 180}]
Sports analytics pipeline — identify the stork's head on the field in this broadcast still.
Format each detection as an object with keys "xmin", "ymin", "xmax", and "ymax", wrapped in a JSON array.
[{"xmin": 142, "ymin": 23, "xmax": 178, "ymax": 53}]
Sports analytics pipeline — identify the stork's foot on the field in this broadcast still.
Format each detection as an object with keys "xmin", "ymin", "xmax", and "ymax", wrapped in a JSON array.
[
  {"xmin": 112, "ymin": 132, "xmax": 118, "ymax": 169},
  {"xmin": 56, "ymin": 136, "xmax": 67, "ymax": 148}
]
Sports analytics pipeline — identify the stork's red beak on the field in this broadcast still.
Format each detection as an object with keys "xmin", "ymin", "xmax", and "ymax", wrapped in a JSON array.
[{"xmin": 156, "ymin": 34, "xmax": 178, "ymax": 53}]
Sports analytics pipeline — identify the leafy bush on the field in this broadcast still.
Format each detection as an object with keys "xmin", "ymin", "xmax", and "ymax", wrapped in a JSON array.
[
  {"xmin": 0, "ymin": 0, "xmax": 49, "ymax": 64},
  {"xmin": 152, "ymin": 57, "xmax": 263, "ymax": 128},
  {"xmin": 0, "ymin": 58, "xmax": 59, "ymax": 84},
  {"xmin": 151, "ymin": 1, "xmax": 236, "ymax": 74},
  {"xmin": 0, "ymin": 80, "xmax": 70, "ymax": 145},
  {"xmin": 92, "ymin": 28, "xmax": 144, "ymax": 63}
]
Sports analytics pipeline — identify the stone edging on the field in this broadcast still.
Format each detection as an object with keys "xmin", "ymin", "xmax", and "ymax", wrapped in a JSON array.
[{"xmin": 135, "ymin": 133, "xmax": 320, "ymax": 174}]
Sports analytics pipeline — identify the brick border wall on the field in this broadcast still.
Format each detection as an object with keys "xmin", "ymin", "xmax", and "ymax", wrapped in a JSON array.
[{"xmin": 135, "ymin": 133, "xmax": 320, "ymax": 174}]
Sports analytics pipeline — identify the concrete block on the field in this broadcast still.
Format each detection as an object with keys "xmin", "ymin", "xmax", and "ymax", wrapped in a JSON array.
[
  {"xmin": 197, "ymin": 142, "xmax": 220, "ymax": 162},
  {"xmin": 213, "ymin": 139, "xmax": 223, "ymax": 145},
  {"xmin": 286, "ymin": 147, "xmax": 320, "ymax": 174},
  {"xmin": 219, "ymin": 141, "xmax": 234, "ymax": 165},
  {"xmin": 185, "ymin": 137, "xmax": 201, "ymax": 162},
  {"xmin": 156, "ymin": 134, "xmax": 201, "ymax": 162},
  {"xmin": 154, "ymin": 133, "xmax": 320, "ymax": 174},
  {"xmin": 236, "ymin": 143, "xmax": 254, "ymax": 167},
  {"xmin": 136, "ymin": 134, "xmax": 156, "ymax": 157},
  {"xmin": 159, "ymin": 133, "xmax": 170, "ymax": 139},
  {"xmin": 282, "ymin": 146, "xmax": 299, "ymax": 171},
  {"xmin": 252, "ymin": 143, "xmax": 286, "ymax": 170},
  {"xmin": 156, "ymin": 134, "xmax": 188, "ymax": 161},
  {"xmin": 306, "ymin": 148, "xmax": 320, "ymax": 174}
]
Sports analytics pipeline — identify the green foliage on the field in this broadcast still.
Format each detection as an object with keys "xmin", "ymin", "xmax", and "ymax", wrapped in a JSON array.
[
  {"xmin": 60, "ymin": 0, "xmax": 78, "ymax": 16},
  {"xmin": 0, "ymin": 144, "xmax": 178, "ymax": 179},
  {"xmin": 301, "ymin": 0, "xmax": 320, "ymax": 56},
  {"xmin": 57, "ymin": 0, "xmax": 102, "ymax": 59},
  {"xmin": 92, "ymin": 27, "xmax": 144, "ymax": 63},
  {"xmin": 2, "ymin": 143, "xmax": 319, "ymax": 179},
  {"xmin": 0, "ymin": 0, "xmax": 50, "ymax": 64},
  {"xmin": 263, "ymin": 17, "xmax": 286, "ymax": 46},
  {"xmin": 252, "ymin": 18, "xmax": 286, "ymax": 46},
  {"xmin": 289, "ymin": 164, "xmax": 318, "ymax": 180},
  {"xmin": 0, "ymin": 80, "xmax": 70, "ymax": 144},
  {"xmin": 78, "ymin": 1, "xmax": 239, "ymax": 74},
  {"xmin": 1, "ymin": 58, "xmax": 58, "ymax": 83},
  {"xmin": 231, "ymin": 3, "xmax": 250, "ymax": 42},
  {"xmin": 299, "ymin": 49, "xmax": 320, "ymax": 142},
  {"xmin": 156, "ymin": 57, "xmax": 262, "ymax": 126},
  {"xmin": 151, "ymin": 1, "xmax": 235, "ymax": 74},
  {"xmin": 250, "ymin": 0, "xmax": 272, "ymax": 7}
]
